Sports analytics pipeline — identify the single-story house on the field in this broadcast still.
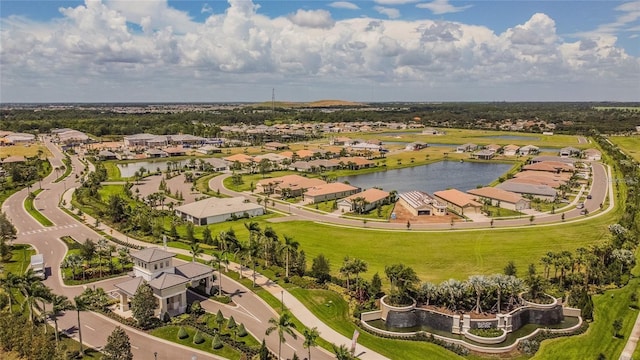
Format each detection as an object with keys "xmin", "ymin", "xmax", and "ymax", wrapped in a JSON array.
[
  {"xmin": 264, "ymin": 142, "xmax": 289, "ymax": 151},
  {"xmin": 518, "ymin": 145, "xmax": 540, "ymax": 156},
  {"xmin": 330, "ymin": 137, "xmax": 353, "ymax": 146},
  {"xmin": 472, "ymin": 149, "xmax": 495, "ymax": 160},
  {"xmin": 503, "ymin": 144, "xmax": 520, "ymax": 156},
  {"xmin": 146, "ymin": 148, "xmax": 168, "ymax": 158},
  {"xmin": 223, "ymin": 153, "xmax": 255, "ymax": 164},
  {"xmin": 337, "ymin": 188, "xmax": 390, "ymax": 213},
  {"xmin": 523, "ymin": 161, "xmax": 574, "ymax": 173},
  {"xmin": 559, "ymin": 147, "xmax": 581, "ymax": 158},
  {"xmin": 256, "ymin": 175, "xmax": 326, "ymax": 197},
  {"xmin": 398, "ymin": 191, "xmax": 447, "ymax": 216},
  {"xmin": 114, "ymin": 248, "xmax": 214, "ymax": 318},
  {"xmin": 338, "ymin": 157, "xmax": 374, "ymax": 169},
  {"xmin": 496, "ymin": 181, "xmax": 557, "ymax": 201},
  {"xmin": 467, "ymin": 187, "xmax": 531, "ymax": 211},
  {"xmin": 456, "ymin": 143, "xmax": 478, "ymax": 153},
  {"xmin": 196, "ymin": 145, "xmax": 222, "ymax": 155},
  {"xmin": 304, "ymin": 182, "xmax": 360, "ymax": 204},
  {"xmin": 174, "ymin": 197, "xmax": 264, "ymax": 225},
  {"xmin": 405, "ymin": 142, "xmax": 428, "ymax": 151},
  {"xmin": 484, "ymin": 144, "xmax": 502, "ymax": 153},
  {"xmin": 202, "ymin": 157, "xmax": 229, "ymax": 172},
  {"xmin": 97, "ymin": 150, "xmax": 118, "ymax": 160},
  {"xmin": 433, "ymin": 189, "xmax": 483, "ymax": 215},
  {"xmin": 583, "ymin": 148, "xmax": 602, "ymax": 161},
  {"xmin": 164, "ymin": 147, "xmax": 187, "ymax": 157},
  {"xmin": 530, "ymin": 155, "xmax": 577, "ymax": 164}
]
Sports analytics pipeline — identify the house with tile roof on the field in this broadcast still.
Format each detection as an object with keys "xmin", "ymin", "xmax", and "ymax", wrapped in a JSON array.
[
  {"xmin": 467, "ymin": 187, "xmax": 531, "ymax": 211},
  {"xmin": 114, "ymin": 248, "xmax": 214, "ymax": 318},
  {"xmin": 503, "ymin": 144, "xmax": 520, "ymax": 156},
  {"xmin": 433, "ymin": 189, "xmax": 482, "ymax": 215},
  {"xmin": 256, "ymin": 174, "xmax": 326, "ymax": 198},
  {"xmin": 496, "ymin": 181, "xmax": 557, "ymax": 201},
  {"xmin": 337, "ymin": 188, "xmax": 390, "ymax": 213},
  {"xmin": 303, "ymin": 182, "xmax": 360, "ymax": 204}
]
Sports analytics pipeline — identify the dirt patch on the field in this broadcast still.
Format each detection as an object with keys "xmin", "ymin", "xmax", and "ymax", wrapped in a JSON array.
[{"xmin": 389, "ymin": 203, "xmax": 461, "ymax": 224}]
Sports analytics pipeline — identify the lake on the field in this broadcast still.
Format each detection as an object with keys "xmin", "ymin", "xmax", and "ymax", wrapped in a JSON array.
[
  {"xmin": 117, "ymin": 160, "xmax": 188, "ymax": 177},
  {"xmin": 338, "ymin": 161, "xmax": 514, "ymax": 194},
  {"xmin": 481, "ymin": 135, "xmax": 540, "ymax": 141}
]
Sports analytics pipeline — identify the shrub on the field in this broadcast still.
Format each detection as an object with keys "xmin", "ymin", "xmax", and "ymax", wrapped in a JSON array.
[
  {"xmin": 193, "ymin": 331, "xmax": 204, "ymax": 344},
  {"xmin": 469, "ymin": 328, "xmax": 503, "ymax": 338},
  {"xmin": 238, "ymin": 323, "xmax": 248, "ymax": 337},
  {"xmin": 190, "ymin": 301, "xmax": 203, "ymax": 315},
  {"xmin": 177, "ymin": 326, "xmax": 189, "ymax": 339},
  {"xmin": 212, "ymin": 334, "xmax": 223, "ymax": 349},
  {"xmin": 518, "ymin": 339, "xmax": 540, "ymax": 355}
]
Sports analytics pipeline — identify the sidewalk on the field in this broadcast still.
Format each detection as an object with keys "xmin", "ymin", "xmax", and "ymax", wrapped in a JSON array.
[{"xmin": 63, "ymin": 188, "xmax": 388, "ymax": 360}]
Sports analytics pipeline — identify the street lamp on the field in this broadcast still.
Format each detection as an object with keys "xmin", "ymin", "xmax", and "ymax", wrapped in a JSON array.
[{"xmin": 281, "ymin": 290, "xmax": 284, "ymax": 312}]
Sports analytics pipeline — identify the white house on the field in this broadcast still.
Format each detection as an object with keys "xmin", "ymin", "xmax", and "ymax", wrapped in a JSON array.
[
  {"xmin": 174, "ymin": 197, "xmax": 264, "ymax": 225},
  {"xmin": 583, "ymin": 148, "xmax": 602, "ymax": 161}
]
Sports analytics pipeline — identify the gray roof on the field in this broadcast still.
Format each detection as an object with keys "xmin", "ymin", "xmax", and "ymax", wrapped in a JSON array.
[
  {"xmin": 531, "ymin": 156, "xmax": 577, "ymax": 164},
  {"xmin": 149, "ymin": 273, "xmax": 189, "ymax": 290},
  {"xmin": 175, "ymin": 196, "xmax": 263, "ymax": 219},
  {"xmin": 496, "ymin": 181, "xmax": 557, "ymax": 197},
  {"xmin": 115, "ymin": 277, "xmax": 145, "ymax": 296},
  {"xmin": 175, "ymin": 262, "xmax": 213, "ymax": 279},
  {"xmin": 399, "ymin": 191, "xmax": 445, "ymax": 210},
  {"xmin": 131, "ymin": 248, "xmax": 175, "ymax": 263}
]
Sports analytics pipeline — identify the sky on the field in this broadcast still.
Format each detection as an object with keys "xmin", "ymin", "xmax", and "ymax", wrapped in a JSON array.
[{"xmin": 0, "ymin": 0, "xmax": 639, "ymax": 103}]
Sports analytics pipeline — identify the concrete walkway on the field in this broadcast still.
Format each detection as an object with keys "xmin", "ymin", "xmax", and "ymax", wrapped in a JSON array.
[
  {"xmin": 620, "ymin": 311, "xmax": 640, "ymax": 360},
  {"xmin": 63, "ymin": 189, "xmax": 388, "ymax": 360}
]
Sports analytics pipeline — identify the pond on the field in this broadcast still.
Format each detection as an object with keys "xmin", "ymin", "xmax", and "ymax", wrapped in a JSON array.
[
  {"xmin": 117, "ymin": 160, "xmax": 188, "ymax": 177},
  {"xmin": 338, "ymin": 161, "xmax": 513, "ymax": 193}
]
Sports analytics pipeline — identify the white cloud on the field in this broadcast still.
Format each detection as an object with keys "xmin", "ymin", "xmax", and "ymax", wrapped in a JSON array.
[
  {"xmin": 287, "ymin": 9, "xmax": 335, "ymax": 29},
  {"xmin": 201, "ymin": 3, "xmax": 213, "ymax": 14},
  {"xmin": 329, "ymin": 2, "xmax": 360, "ymax": 10},
  {"xmin": 374, "ymin": 0, "xmax": 419, "ymax": 5},
  {"xmin": 374, "ymin": 6, "xmax": 401, "ymax": 19},
  {"xmin": 416, "ymin": 0, "xmax": 472, "ymax": 15},
  {"xmin": 0, "ymin": 0, "xmax": 638, "ymax": 102}
]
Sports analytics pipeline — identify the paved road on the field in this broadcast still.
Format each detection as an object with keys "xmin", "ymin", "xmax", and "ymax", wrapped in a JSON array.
[{"xmin": 620, "ymin": 310, "xmax": 640, "ymax": 360}]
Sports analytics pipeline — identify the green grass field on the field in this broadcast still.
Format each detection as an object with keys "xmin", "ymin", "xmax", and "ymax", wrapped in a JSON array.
[
  {"xmin": 24, "ymin": 189, "xmax": 54, "ymax": 227},
  {"xmin": 150, "ymin": 326, "xmax": 242, "ymax": 360},
  {"xmin": 533, "ymin": 278, "xmax": 639, "ymax": 359},
  {"xmin": 610, "ymin": 135, "xmax": 640, "ymax": 162}
]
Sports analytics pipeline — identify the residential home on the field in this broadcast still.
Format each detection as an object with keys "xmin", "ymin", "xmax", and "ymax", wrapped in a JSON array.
[
  {"xmin": 398, "ymin": 191, "xmax": 447, "ymax": 216},
  {"xmin": 456, "ymin": 143, "xmax": 478, "ymax": 153},
  {"xmin": 303, "ymin": 182, "xmax": 360, "ymax": 204},
  {"xmin": 202, "ymin": 157, "xmax": 229, "ymax": 172},
  {"xmin": 337, "ymin": 188, "xmax": 390, "ymax": 213},
  {"xmin": 433, "ymin": 189, "xmax": 482, "ymax": 215},
  {"xmin": 467, "ymin": 187, "xmax": 531, "ymax": 211},
  {"xmin": 167, "ymin": 134, "xmax": 206, "ymax": 147},
  {"xmin": 484, "ymin": 144, "xmax": 502, "ymax": 153},
  {"xmin": 164, "ymin": 147, "xmax": 187, "ymax": 157},
  {"xmin": 405, "ymin": 142, "xmax": 428, "ymax": 151},
  {"xmin": 114, "ymin": 248, "xmax": 214, "ymax": 318},
  {"xmin": 496, "ymin": 181, "xmax": 557, "ymax": 201},
  {"xmin": 472, "ymin": 149, "xmax": 495, "ymax": 160},
  {"xmin": 530, "ymin": 155, "xmax": 577, "ymax": 164},
  {"xmin": 97, "ymin": 150, "xmax": 118, "ymax": 160},
  {"xmin": 511, "ymin": 172, "xmax": 570, "ymax": 188},
  {"xmin": 503, "ymin": 144, "xmax": 520, "ymax": 156},
  {"xmin": 264, "ymin": 142, "xmax": 288, "ymax": 151},
  {"xmin": 146, "ymin": 148, "xmax": 168, "ymax": 158},
  {"xmin": 337, "ymin": 157, "xmax": 374, "ymax": 170},
  {"xmin": 583, "ymin": 148, "xmax": 602, "ymax": 161},
  {"xmin": 175, "ymin": 197, "xmax": 264, "ymax": 225},
  {"xmin": 330, "ymin": 137, "xmax": 352, "ymax": 146},
  {"xmin": 523, "ymin": 161, "xmax": 574, "ymax": 173},
  {"xmin": 256, "ymin": 174, "xmax": 326, "ymax": 197},
  {"xmin": 196, "ymin": 145, "xmax": 222, "ymax": 155},
  {"xmin": 223, "ymin": 153, "xmax": 255, "ymax": 164},
  {"xmin": 518, "ymin": 145, "xmax": 540, "ymax": 156},
  {"xmin": 559, "ymin": 147, "xmax": 581, "ymax": 158}
]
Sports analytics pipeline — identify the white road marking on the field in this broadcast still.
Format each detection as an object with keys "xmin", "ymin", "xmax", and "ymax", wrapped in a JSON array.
[
  {"xmin": 131, "ymin": 345, "xmax": 139, "ymax": 350},
  {"xmin": 285, "ymin": 343, "xmax": 296, "ymax": 351},
  {"xmin": 85, "ymin": 325, "xmax": 95, "ymax": 331},
  {"xmin": 238, "ymin": 304, "xmax": 261, "ymax": 322}
]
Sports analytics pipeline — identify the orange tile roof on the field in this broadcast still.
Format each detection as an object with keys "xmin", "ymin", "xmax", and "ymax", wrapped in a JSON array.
[
  {"xmin": 304, "ymin": 182, "xmax": 359, "ymax": 197},
  {"xmin": 224, "ymin": 153, "xmax": 254, "ymax": 163},
  {"xmin": 343, "ymin": 188, "xmax": 389, "ymax": 203},
  {"xmin": 434, "ymin": 189, "xmax": 482, "ymax": 208},
  {"xmin": 467, "ymin": 187, "xmax": 525, "ymax": 204}
]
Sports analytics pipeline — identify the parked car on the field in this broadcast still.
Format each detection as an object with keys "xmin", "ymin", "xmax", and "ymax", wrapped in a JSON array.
[
  {"xmin": 577, "ymin": 203, "xmax": 584, "ymax": 209},
  {"xmin": 587, "ymin": 194, "xmax": 592, "ymax": 199}
]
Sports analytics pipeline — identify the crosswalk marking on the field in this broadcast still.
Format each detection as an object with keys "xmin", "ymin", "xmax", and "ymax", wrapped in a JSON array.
[{"xmin": 20, "ymin": 223, "xmax": 79, "ymax": 235}]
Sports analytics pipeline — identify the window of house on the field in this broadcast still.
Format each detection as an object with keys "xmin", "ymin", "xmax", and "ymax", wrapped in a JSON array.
[
  {"xmin": 154, "ymin": 264, "xmax": 158, "ymax": 270},
  {"xmin": 166, "ymin": 261, "xmax": 170, "ymax": 267},
  {"xmin": 160, "ymin": 262, "xmax": 163, "ymax": 268}
]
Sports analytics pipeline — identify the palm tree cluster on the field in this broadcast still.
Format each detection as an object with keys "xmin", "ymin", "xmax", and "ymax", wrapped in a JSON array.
[
  {"xmin": 61, "ymin": 238, "xmax": 132, "ymax": 281},
  {"xmin": 417, "ymin": 275, "xmax": 528, "ymax": 314},
  {"xmin": 340, "ymin": 256, "xmax": 368, "ymax": 301}
]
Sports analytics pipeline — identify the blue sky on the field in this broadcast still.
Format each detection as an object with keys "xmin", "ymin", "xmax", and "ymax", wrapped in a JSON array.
[{"xmin": 1, "ymin": 0, "xmax": 638, "ymax": 102}]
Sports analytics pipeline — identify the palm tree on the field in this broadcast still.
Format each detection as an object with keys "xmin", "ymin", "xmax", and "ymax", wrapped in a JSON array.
[
  {"xmin": 492, "ymin": 274, "xmax": 511, "ymax": 313},
  {"xmin": 50, "ymin": 294, "xmax": 74, "ymax": 348},
  {"xmin": 74, "ymin": 295, "xmax": 89, "ymax": 356},
  {"xmin": 333, "ymin": 344, "xmax": 355, "ymax": 360},
  {"xmin": 20, "ymin": 269, "xmax": 51, "ymax": 323},
  {"xmin": 340, "ymin": 257, "xmax": 354, "ymax": 290},
  {"xmin": 468, "ymin": 275, "xmax": 489, "ymax": 314},
  {"xmin": 0, "ymin": 272, "xmax": 21, "ymax": 311},
  {"xmin": 303, "ymin": 327, "xmax": 320, "ymax": 360},
  {"xmin": 265, "ymin": 312, "xmax": 297, "ymax": 360},
  {"xmin": 66, "ymin": 254, "xmax": 83, "ymax": 280},
  {"xmin": 190, "ymin": 242, "xmax": 204, "ymax": 262},
  {"xmin": 96, "ymin": 238, "xmax": 109, "ymax": 278},
  {"xmin": 210, "ymin": 254, "xmax": 224, "ymax": 296},
  {"xmin": 280, "ymin": 235, "xmax": 299, "ymax": 279},
  {"xmin": 351, "ymin": 258, "xmax": 368, "ymax": 300}
]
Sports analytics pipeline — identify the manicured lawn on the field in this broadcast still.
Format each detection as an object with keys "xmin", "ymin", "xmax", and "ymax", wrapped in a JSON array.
[
  {"xmin": 483, "ymin": 205, "xmax": 523, "ymax": 218},
  {"xmin": 0, "ymin": 144, "xmax": 50, "ymax": 159},
  {"xmin": 610, "ymin": 135, "xmax": 640, "ymax": 162},
  {"xmin": 344, "ymin": 203, "xmax": 395, "ymax": 220},
  {"xmin": 150, "ymin": 325, "xmax": 242, "ymax": 360},
  {"xmin": 195, "ymin": 173, "xmax": 225, "ymax": 197},
  {"xmin": 289, "ymin": 288, "xmax": 465, "ymax": 359},
  {"xmin": 102, "ymin": 161, "xmax": 123, "ymax": 181},
  {"xmin": 24, "ymin": 189, "xmax": 54, "ymax": 226},
  {"xmin": 533, "ymin": 278, "xmax": 640, "ymax": 359},
  {"xmin": 3, "ymin": 244, "xmax": 35, "ymax": 275}
]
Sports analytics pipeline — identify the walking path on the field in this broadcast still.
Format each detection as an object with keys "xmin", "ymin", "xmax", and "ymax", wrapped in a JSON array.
[{"xmin": 620, "ymin": 311, "xmax": 640, "ymax": 360}]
